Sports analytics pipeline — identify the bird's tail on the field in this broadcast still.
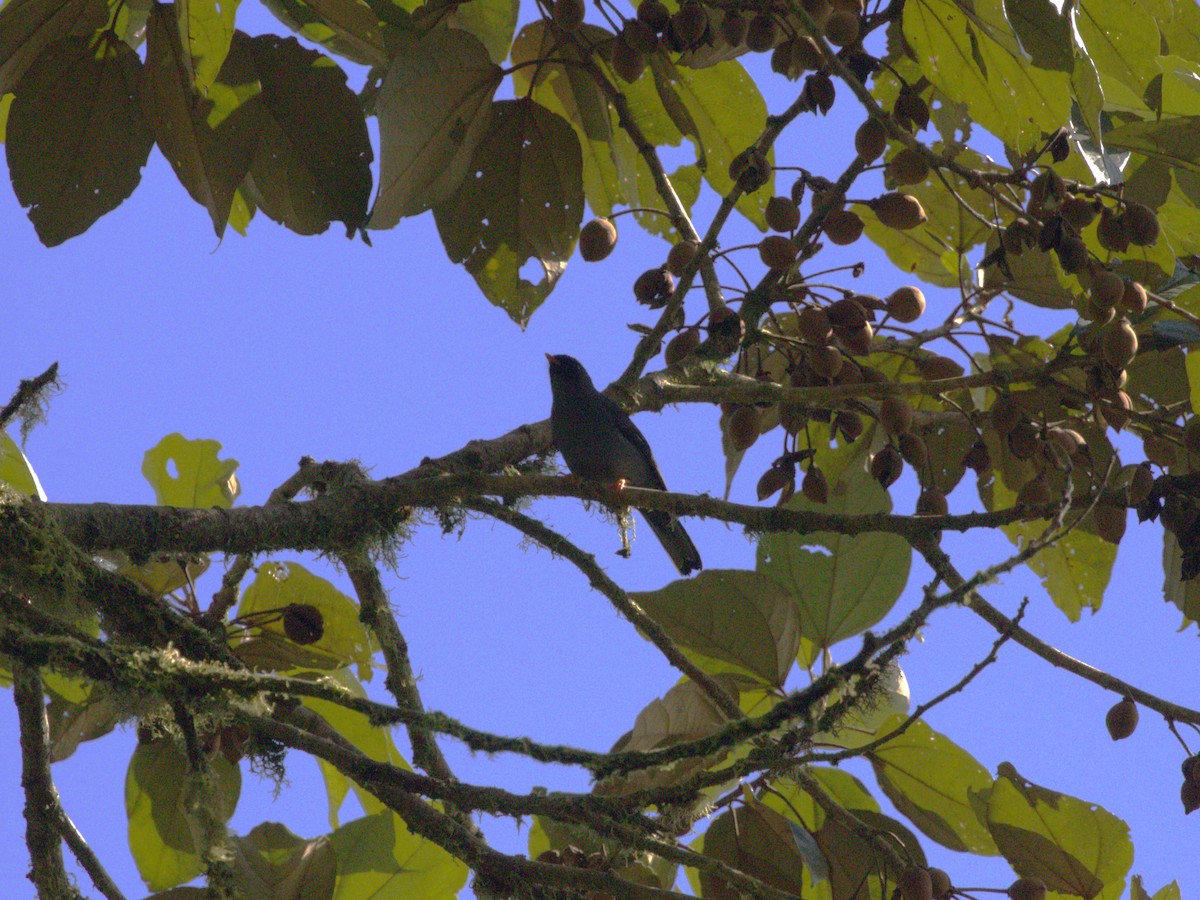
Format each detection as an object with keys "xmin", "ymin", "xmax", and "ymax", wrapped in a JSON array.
[{"xmin": 642, "ymin": 509, "xmax": 702, "ymax": 576}]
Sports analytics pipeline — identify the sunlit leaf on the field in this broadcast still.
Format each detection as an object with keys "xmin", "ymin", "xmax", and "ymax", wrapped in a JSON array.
[
  {"xmin": 758, "ymin": 464, "xmax": 911, "ymax": 649},
  {"xmin": 141, "ymin": 433, "xmax": 240, "ymax": 509},
  {"xmin": 0, "ymin": 430, "xmax": 46, "ymax": 498},
  {"xmin": 228, "ymin": 821, "xmax": 336, "ymax": 899},
  {"xmin": 177, "ymin": 0, "xmax": 239, "ymax": 91},
  {"xmin": 869, "ymin": 716, "xmax": 998, "ymax": 854},
  {"xmin": 329, "ymin": 812, "xmax": 468, "ymax": 899},
  {"xmin": 970, "ymin": 764, "xmax": 1132, "ymax": 900},
  {"xmin": 631, "ymin": 569, "xmax": 799, "ymax": 687},
  {"xmin": 126, "ymin": 739, "xmax": 241, "ymax": 891}
]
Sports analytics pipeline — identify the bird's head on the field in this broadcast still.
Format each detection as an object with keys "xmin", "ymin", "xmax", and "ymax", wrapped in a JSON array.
[{"xmin": 546, "ymin": 354, "xmax": 596, "ymax": 393}]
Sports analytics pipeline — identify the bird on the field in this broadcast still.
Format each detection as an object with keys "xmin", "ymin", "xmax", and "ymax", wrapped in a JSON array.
[{"xmin": 546, "ymin": 353, "xmax": 702, "ymax": 576}]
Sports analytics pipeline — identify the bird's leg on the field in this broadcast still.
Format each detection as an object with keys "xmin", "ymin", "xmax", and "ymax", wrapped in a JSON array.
[{"xmin": 615, "ymin": 505, "xmax": 635, "ymax": 559}]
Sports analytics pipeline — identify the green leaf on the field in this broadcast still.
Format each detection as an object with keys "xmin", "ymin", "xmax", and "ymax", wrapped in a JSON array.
[
  {"xmin": 258, "ymin": 0, "xmax": 390, "ymax": 64},
  {"xmin": 241, "ymin": 34, "xmax": 373, "ymax": 234},
  {"xmin": 46, "ymin": 684, "xmax": 120, "ymax": 762},
  {"xmin": 142, "ymin": 5, "xmax": 258, "ymax": 237},
  {"xmin": 370, "ymin": 28, "xmax": 501, "ymax": 225},
  {"xmin": 988, "ymin": 464, "xmax": 1116, "ymax": 621},
  {"xmin": 597, "ymin": 675, "xmax": 742, "ymax": 796},
  {"xmin": 1106, "ymin": 116, "xmax": 1200, "ymax": 173},
  {"xmin": 125, "ymin": 739, "xmax": 242, "ymax": 891},
  {"xmin": 970, "ymin": 764, "xmax": 1132, "ymax": 900},
  {"xmin": 141, "ymin": 433, "xmax": 240, "ymax": 509},
  {"xmin": 235, "ymin": 561, "xmax": 378, "ymax": 680},
  {"xmin": 229, "ymin": 822, "xmax": 336, "ymax": 900},
  {"xmin": 1075, "ymin": 0, "xmax": 1162, "ymax": 100},
  {"xmin": 757, "ymin": 464, "xmax": 911, "ymax": 650},
  {"xmin": 903, "ymin": 0, "xmax": 1072, "ymax": 152},
  {"xmin": 1003, "ymin": 0, "xmax": 1073, "ymax": 72},
  {"xmin": 0, "ymin": 0, "xmax": 109, "ymax": 95},
  {"xmin": 177, "ymin": 0, "xmax": 239, "ymax": 91},
  {"xmin": 630, "ymin": 569, "xmax": 800, "ymax": 688},
  {"xmin": 444, "ymin": 0, "xmax": 517, "ymax": 64},
  {"xmin": 868, "ymin": 716, "xmax": 999, "ymax": 855},
  {"xmin": 329, "ymin": 812, "xmax": 468, "ymax": 899},
  {"xmin": 0, "ymin": 430, "xmax": 45, "ymax": 498},
  {"xmin": 650, "ymin": 55, "xmax": 770, "ymax": 230},
  {"xmin": 432, "ymin": 97, "xmax": 584, "ymax": 326},
  {"xmin": 699, "ymin": 801, "xmax": 808, "ymax": 898},
  {"xmin": 5, "ymin": 33, "xmax": 153, "ymax": 245}
]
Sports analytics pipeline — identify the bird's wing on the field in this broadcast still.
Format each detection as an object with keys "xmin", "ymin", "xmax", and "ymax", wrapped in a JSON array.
[{"xmin": 598, "ymin": 392, "xmax": 670, "ymax": 492}]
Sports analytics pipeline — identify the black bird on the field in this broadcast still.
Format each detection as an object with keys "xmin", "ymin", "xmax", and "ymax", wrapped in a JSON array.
[{"xmin": 546, "ymin": 353, "xmax": 702, "ymax": 575}]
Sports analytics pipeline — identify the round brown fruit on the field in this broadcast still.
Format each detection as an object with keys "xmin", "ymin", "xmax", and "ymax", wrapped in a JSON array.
[
  {"xmin": 886, "ymin": 148, "xmax": 930, "ymax": 186},
  {"xmin": 1127, "ymin": 462, "xmax": 1154, "ymax": 504},
  {"xmin": 1008, "ymin": 878, "xmax": 1047, "ymax": 900},
  {"xmin": 803, "ymin": 72, "xmax": 835, "ymax": 114},
  {"xmin": 802, "ymin": 465, "xmax": 829, "ymax": 503},
  {"xmin": 757, "ymin": 463, "xmax": 794, "ymax": 501},
  {"xmin": 871, "ymin": 445, "xmax": 904, "ymax": 488},
  {"xmin": 807, "ymin": 343, "xmax": 843, "ymax": 378},
  {"xmin": 1183, "ymin": 778, "xmax": 1200, "ymax": 814},
  {"xmin": 898, "ymin": 866, "xmax": 933, "ymax": 900},
  {"xmin": 664, "ymin": 329, "xmax": 700, "ymax": 366},
  {"xmin": 898, "ymin": 431, "xmax": 928, "ymax": 469},
  {"xmin": 798, "ymin": 306, "xmax": 833, "ymax": 342},
  {"xmin": 928, "ymin": 868, "xmax": 952, "ymax": 900},
  {"xmin": 879, "ymin": 396, "xmax": 913, "ymax": 436},
  {"xmin": 759, "ymin": 234, "xmax": 798, "ymax": 270},
  {"xmin": 1007, "ymin": 421, "xmax": 1039, "ymax": 460},
  {"xmin": 637, "ymin": 0, "xmax": 670, "ymax": 32},
  {"xmin": 1100, "ymin": 319, "xmax": 1138, "ymax": 369},
  {"xmin": 872, "ymin": 193, "xmax": 927, "ymax": 230},
  {"xmin": 633, "ymin": 267, "xmax": 674, "ymax": 307},
  {"xmin": 1060, "ymin": 195, "xmax": 1097, "ymax": 231},
  {"xmin": 823, "ymin": 209, "xmax": 864, "ymax": 245},
  {"xmin": 1097, "ymin": 207, "xmax": 1130, "ymax": 253},
  {"xmin": 854, "ymin": 118, "xmax": 888, "ymax": 163},
  {"xmin": 887, "ymin": 285, "xmax": 925, "ymax": 323},
  {"xmin": 765, "ymin": 195, "xmax": 802, "ymax": 232},
  {"xmin": 793, "ymin": 35, "xmax": 823, "ymax": 69},
  {"xmin": 916, "ymin": 487, "xmax": 948, "ymax": 515},
  {"xmin": 729, "ymin": 146, "xmax": 770, "ymax": 192},
  {"xmin": 823, "ymin": 8, "xmax": 860, "ymax": 45},
  {"xmin": 827, "ymin": 296, "xmax": 868, "ymax": 329},
  {"xmin": 963, "ymin": 440, "xmax": 991, "ymax": 473},
  {"xmin": 837, "ymin": 322, "xmax": 873, "ymax": 355},
  {"xmin": 1119, "ymin": 279, "xmax": 1147, "ymax": 315},
  {"xmin": 1123, "ymin": 202, "xmax": 1160, "ymax": 246},
  {"xmin": 579, "ymin": 218, "xmax": 617, "ymax": 261},
  {"xmin": 719, "ymin": 9, "xmax": 748, "ymax": 46},
  {"xmin": 666, "ymin": 239, "xmax": 699, "ymax": 276},
  {"xmin": 1143, "ymin": 434, "xmax": 1177, "ymax": 467},
  {"xmin": 834, "ymin": 410, "xmax": 863, "ymax": 442},
  {"xmin": 1089, "ymin": 269, "xmax": 1125, "ymax": 309},
  {"xmin": 728, "ymin": 405, "xmax": 761, "ymax": 452},
  {"xmin": 1055, "ymin": 234, "xmax": 1089, "ymax": 274},
  {"xmin": 283, "ymin": 603, "xmax": 324, "ymax": 645},
  {"xmin": 1105, "ymin": 696, "xmax": 1138, "ymax": 739},
  {"xmin": 672, "ymin": 0, "xmax": 708, "ymax": 47},
  {"xmin": 1093, "ymin": 503, "xmax": 1127, "ymax": 545},
  {"xmin": 610, "ymin": 40, "xmax": 646, "ymax": 82},
  {"xmin": 622, "ymin": 18, "xmax": 659, "ymax": 53},
  {"xmin": 744, "ymin": 13, "xmax": 778, "ymax": 52},
  {"xmin": 552, "ymin": 0, "xmax": 585, "ymax": 30},
  {"xmin": 708, "ymin": 305, "xmax": 745, "ymax": 354}
]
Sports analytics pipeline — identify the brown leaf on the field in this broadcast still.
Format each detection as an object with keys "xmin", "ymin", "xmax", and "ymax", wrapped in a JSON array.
[{"xmin": 0, "ymin": 0, "xmax": 108, "ymax": 94}]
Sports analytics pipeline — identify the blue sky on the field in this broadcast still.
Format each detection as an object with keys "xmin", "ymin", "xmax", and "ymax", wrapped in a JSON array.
[{"xmin": 1, "ymin": 6, "xmax": 1197, "ymax": 897}]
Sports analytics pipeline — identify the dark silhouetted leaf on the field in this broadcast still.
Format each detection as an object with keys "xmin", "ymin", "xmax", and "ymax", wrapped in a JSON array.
[
  {"xmin": 259, "ymin": 0, "xmax": 388, "ymax": 66},
  {"xmin": 6, "ymin": 34, "xmax": 153, "ymax": 246},
  {"xmin": 142, "ymin": 7, "xmax": 259, "ymax": 237},
  {"xmin": 0, "ymin": 0, "xmax": 108, "ymax": 94},
  {"xmin": 700, "ymin": 801, "xmax": 808, "ymax": 898},
  {"xmin": 433, "ymin": 97, "xmax": 583, "ymax": 325},
  {"xmin": 370, "ymin": 28, "xmax": 500, "ymax": 225},
  {"xmin": 241, "ymin": 34, "xmax": 372, "ymax": 235}
]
